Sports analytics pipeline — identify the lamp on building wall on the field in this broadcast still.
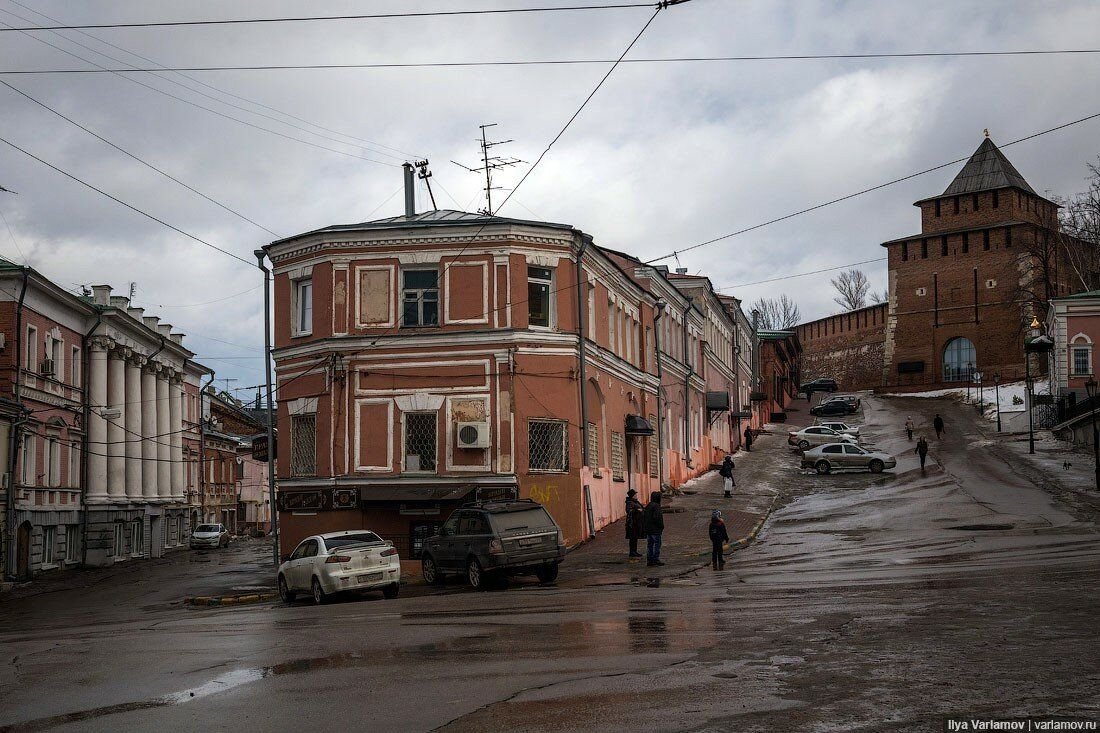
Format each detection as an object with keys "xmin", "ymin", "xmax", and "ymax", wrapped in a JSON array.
[{"xmin": 1085, "ymin": 378, "xmax": 1099, "ymax": 492}]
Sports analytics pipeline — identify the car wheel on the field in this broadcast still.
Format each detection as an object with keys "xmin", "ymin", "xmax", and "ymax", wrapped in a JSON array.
[
  {"xmin": 815, "ymin": 460, "xmax": 831, "ymax": 475},
  {"xmin": 798, "ymin": 440, "xmax": 810, "ymax": 450},
  {"xmin": 869, "ymin": 459, "xmax": 884, "ymax": 473},
  {"xmin": 422, "ymin": 555, "xmax": 444, "ymax": 585},
  {"xmin": 311, "ymin": 577, "xmax": 328, "ymax": 605},
  {"xmin": 278, "ymin": 575, "xmax": 295, "ymax": 603},
  {"xmin": 382, "ymin": 583, "xmax": 400, "ymax": 599},
  {"xmin": 467, "ymin": 558, "xmax": 486, "ymax": 590},
  {"xmin": 535, "ymin": 564, "xmax": 559, "ymax": 584}
]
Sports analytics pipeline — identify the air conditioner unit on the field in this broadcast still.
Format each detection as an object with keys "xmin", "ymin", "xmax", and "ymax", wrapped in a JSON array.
[
  {"xmin": 41, "ymin": 359, "xmax": 55, "ymax": 376},
  {"xmin": 455, "ymin": 421, "xmax": 490, "ymax": 449}
]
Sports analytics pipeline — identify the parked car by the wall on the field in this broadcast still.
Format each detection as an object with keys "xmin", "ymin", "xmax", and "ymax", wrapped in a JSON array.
[
  {"xmin": 190, "ymin": 523, "xmax": 230, "ymax": 550},
  {"xmin": 809, "ymin": 400, "xmax": 851, "ymax": 418},
  {"xmin": 801, "ymin": 443, "xmax": 897, "ymax": 474},
  {"xmin": 822, "ymin": 394, "xmax": 861, "ymax": 413},
  {"xmin": 421, "ymin": 499, "xmax": 566, "ymax": 590},
  {"xmin": 278, "ymin": 530, "xmax": 400, "ymax": 604},
  {"xmin": 800, "ymin": 378, "xmax": 839, "ymax": 398},
  {"xmin": 788, "ymin": 426, "xmax": 858, "ymax": 451},
  {"xmin": 813, "ymin": 420, "xmax": 861, "ymax": 438}
]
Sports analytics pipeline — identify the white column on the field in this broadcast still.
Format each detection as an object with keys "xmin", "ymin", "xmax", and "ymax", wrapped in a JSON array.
[
  {"xmin": 170, "ymin": 377, "xmax": 184, "ymax": 500},
  {"xmin": 106, "ymin": 348, "xmax": 127, "ymax": 499},
  {"xmin": 124, "ymin": 355, "xmax": 143, "ymax": 500},
  {"xmin": 156, "ymin": 373, "xmax": 171, "ymax": 500},
  {"xmin": 86, "ymin": 338, "xmax": 109, "ymax": 501},
  {"xmin": 141, "ymin": 363, "xmax": 158, "ymax": 499}
]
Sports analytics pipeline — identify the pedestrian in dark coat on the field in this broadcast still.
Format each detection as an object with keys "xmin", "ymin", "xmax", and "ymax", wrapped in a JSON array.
[
  {"xmin": 624, "ymin": 489, "xmax": 644, "ymax": 558},
  {"xmin": 933, "ymin": 414, "xmax": 945, "ymax": 439},
  {"xmin": 709, "ymin": 510, "xmax": 730, "ymax": 570},
  {"xmin": 719, "ymin": 455, "xmax": 735, "ymax": 498},
  {"xmin": 743, "ymin": 426, "xmax": 753, "ymax": 451},
  {"xmin": 915, "ymin": 437, "xmax": 929, "ymax": 470},
  {"xmin": 904, "ymin": 417, "xmax": 914, "ymax": 441},
  {"xmin": 642, "ymin": 491, "xmax": 665, "ymax": 567}
]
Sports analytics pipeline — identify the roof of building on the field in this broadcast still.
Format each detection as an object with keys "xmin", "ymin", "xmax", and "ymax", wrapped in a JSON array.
[
  {"xmin": 270, "ymin": 208, "xmax": 576, "ymax": 245},
  {"xmin": 934, "ymin": 138, "xmax": 1037, "ymax": 200},
  {"xmin": 880, "ymin": 219, "xmax": 1028, "ymax": 247},
  {"xmin": 757, "ymin": 329, "xmax": 796, "ymax": 339},
  {"xmin": 1056, "ymin": 289, "xmax": 1100, "ymax": 301}
]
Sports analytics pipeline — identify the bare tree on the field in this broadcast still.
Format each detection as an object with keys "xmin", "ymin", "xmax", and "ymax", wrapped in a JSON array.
[
  {"xmin": 750, "ymin": 294, "xmax": 801, "ymax": 329},
  {"xmin": 869, "ymin": 288, "xmax": 890, "ymax": 304},
  {"xmin": 1057, "ymin": 158, "xmax": 1100, "ymax": 290},
  {"xmin": 831, "ymin": 269, "xmax": 870, "ymax": 310}
]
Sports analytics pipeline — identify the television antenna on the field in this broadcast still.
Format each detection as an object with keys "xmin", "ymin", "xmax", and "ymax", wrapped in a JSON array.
[{"xmin": 451, "ymin": 123, "xmax": 524, "ymax": 216}]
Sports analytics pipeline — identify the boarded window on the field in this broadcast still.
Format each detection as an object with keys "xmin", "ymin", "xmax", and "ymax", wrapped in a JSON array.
[
  {"xmin": 291, "ymin": 414, "xmax": 317, "ymax": 477},
  {"xmin": 611, "ymin": 431, "xmax": 625, "ymax": 481},
  {"xmin": 404, "ymin": 412, "xmax": 437, "ymax": 472},
  {"xmin": 529, "ymin": 420, "xmax": 567, "ymax": 472},
  {"xmin": 358, "ymin": 268, "xmax": 392, "ymax": 325},
  {"xmin": 648, "ymin": 414, "xmax": 659, "ymax": 478}
]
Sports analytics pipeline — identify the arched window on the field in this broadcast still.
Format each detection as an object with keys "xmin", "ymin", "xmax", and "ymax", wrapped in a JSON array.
[
  {"xmin": 1071, "ymin": 334, "xmax": 1093, "ymax": 377},
  {"xmin": 943, "ymin": 338, "xmax": 976, "ymax": 382}
]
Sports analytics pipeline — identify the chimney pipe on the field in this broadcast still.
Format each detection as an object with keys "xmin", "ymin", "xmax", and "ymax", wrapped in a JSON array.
[{"xmin": 403, "ymin": 162, "xmax": 415, "ymax": 218}]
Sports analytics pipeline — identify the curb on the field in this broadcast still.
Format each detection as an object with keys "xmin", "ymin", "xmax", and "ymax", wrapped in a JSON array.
[
  {"xmin": 184, "ymin": 592, "xmax": 277, "ymax": 607},
  {"xmin": 674, "ymin": 498, "xmax": 776, "ymax": 578}
]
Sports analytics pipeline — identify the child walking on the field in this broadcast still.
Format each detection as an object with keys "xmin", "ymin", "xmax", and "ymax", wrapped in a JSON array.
[{"xmin": 709, "ymin": 510, "xmax": 730, "ymax": 570}]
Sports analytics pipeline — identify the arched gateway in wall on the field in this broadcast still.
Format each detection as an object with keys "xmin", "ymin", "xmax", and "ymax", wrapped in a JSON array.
[{"xmin": 943, "ymin": 337, "xmax": 977, "ymax": 382}]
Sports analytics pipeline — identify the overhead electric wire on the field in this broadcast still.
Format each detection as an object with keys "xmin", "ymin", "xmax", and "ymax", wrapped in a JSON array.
[
  {"xmin": 718, "ymin": 257, "xmax": 889, "ymax": 290},
  {"xmin": 0, "ymin": 133, "xmax": 254, "ymax": 267},
  {"xmin": 4, "ymin": 49, "xmax": 1098, "ymax": 74},
  {"xmin": 0, "ymin": 79, "xmax": 282, "ymax": 238},
  {"xmin": 646, "ymin": 110, "xmax": 1100, "ymax": 264},
  {"xmin": 0, "ymin": 4, "xmax": 655, "ymax": 32}
]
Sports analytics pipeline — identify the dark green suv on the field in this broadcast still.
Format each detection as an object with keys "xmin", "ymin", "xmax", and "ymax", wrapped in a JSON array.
[{"xmin": 421, "ymin": 500, "xmax": 566, "ymax": 589}]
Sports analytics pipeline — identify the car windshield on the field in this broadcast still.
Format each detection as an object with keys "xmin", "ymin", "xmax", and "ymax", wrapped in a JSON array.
[
  {"xmin": 489, "ymin": 507, "xmax": 555, "ymax": 532},
  {"xmin": 195, "ymin": 525, "xmax": 221, "ymax": 533},
  {"xmin": 324, "ymin": 532, "xmax": 383, "ymax": 549}
]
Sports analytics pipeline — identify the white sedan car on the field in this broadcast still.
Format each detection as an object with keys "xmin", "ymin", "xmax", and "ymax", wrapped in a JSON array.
[
  {"xmin": 788, "ymin": 426, "xmax": 858, "ymax": 451},
  {"xmin": 278, "ymin": 530, "xmax": 401, "ymax": 605},
  {"xmin": 813, "ymin": 420, "xmax": 861, "ymax": 438}
]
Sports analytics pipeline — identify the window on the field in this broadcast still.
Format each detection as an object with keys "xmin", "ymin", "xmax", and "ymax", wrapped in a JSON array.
[
  {"xmin": 21, "ymin": 433, "xmax": 36, "ymax": 486},
  {"xmin": 586, "ymin": 422, "xmax": 600, "ymax": 472},
  {"xmin": 648, "ymin": 414, "xmax": 659, "ymax": 478},
  {"xmin": 1072, "ymin": 337, "xmax": 1092, "ymax": 376},
  {"xmin": 962, "ymin": 233, "xmax": 969, "ymax": 254},
  {"xmin": 608, "ymin": 298, "xmax": 616, "ymax": 351},
  {"xmin": 528, "ymin": 419, "xmax": 567, "ymax": 472},
  {"xmin": 42, "ymin": 526, "xmax": 55, "ymax": 565},
  {"xmin": 941, "ymin": 236, "xmax": 948, "ymax": 256},
  {"xmin": 983, "ymin": 230, "xmax": 990, "ymax": 251},
  {"xmin": 457, "ymin": 512, "xmax": 490, "ymax": 535},
  {"xmin": 610, "ymin": 431, "xmax": 625, "ymax": 481},
  {"xmin": 409, "ymin": 522, "xmax": 441, "ymax": 560},
  {"xmin": 972, "ymin": 193, "xmax": 980, "ymax": 211},
  {"xmin": 843, "ymin": 444, "xmax": 864, "ymax": 455},
  {"xmin": 71, "ymin": 346, "xmax": 81, "ymax": 386},
  {"xmin": 130, "ymin": 520, "xmax": 143, "ymax": 556},
  {"xmin": 901, "ymin": 242, "xmax": 908, "ymax": 261},
  {"xmin": 992, "ymin": 190, "xmax": 999, "ymax": 209},
  {"xmin": 934, "ymin": 199, "xmax": 941, "ymax": 217},
  {"xmin": 527, "ymin": 266, "xmax": 553, "ymax": 328},
  {"xmin": 821, "ymin": 445, "xmax": 843, "ymax": 454},
  {"xmin": 26, "ymin": 325, "xmax": 37, "ymax": 371},
  {"xmin": 46, "ymin": 438, "xmax": 60, "ymax": 487},
  {"xmin": 953, "ymin": 196, "xmax": 960, "ymax": 214},
  {"xmin": 113, "ymin": 523, "xmax": 125, "ymax": 557},
  {"xmin": 1005, "ymin": 227, "xmax": 1013, "ymax": 248},
  {"xmin": 401, "ymin": 270, "xmax": 439, "ymax": 327},
  {"xmin": 64, "ymin": 525, "xmax": 78, "ymax": 561},
  {"xmin": 921, "ymin": 239, "xmax": 928, "ymax": 259},
  {"xmin": 293, "ymin": 279, "xmax": 313, "ymax": 335},
  {"xmin": 587, "ymin": 285, "xmax": 595, "ymax": 339},
  {"xmin": 943, "ymin": 337, "xmax": 976, "ymax": 382},
  {"xmin": 403, "ymin": 412, "xmax": 437, "ymax": 472},
  {"xmin": 290, "ymin": 413, "xmax": 317, "ymax": 476}
]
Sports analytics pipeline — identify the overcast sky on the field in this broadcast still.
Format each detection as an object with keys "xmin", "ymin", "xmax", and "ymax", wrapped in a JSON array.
[{"xmin": 1, "ymin": 0, "xmax": 1098, "ymax": 394}]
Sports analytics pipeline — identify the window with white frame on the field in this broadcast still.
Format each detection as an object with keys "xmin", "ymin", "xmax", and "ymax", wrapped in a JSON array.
[
  {"xmin": 113, "ymin": 523, "xmax": 125, "ymax": 557},
  {"xmin": 130, "ymin": 520, "xmax": 143, "ymax": 556},
  {"xmin": 290, "ymin": 413, "xmax": 317, "ymax": 477},
  {"xmin": 607, "ymin": 298, "xmax": 616, "ymax": 352},
  {"xmin": 586, "ymin": 422, "xmax": 599, "ymax": 473},
  {"xmin": 48, "ymin": 335, "xmax": 62, "ymax": 378},
  {"xmin": 26, "ymin": 325, "xmax": 38, "ymax": 371},
  {"xmin": 292, "ymin": 278, "xmax": 313, "ymax": 335},
  {"xmin": 401, "ymin": 269, "xmax": 439, "ymax": 327},
  {"xmin": 46, "ymin": 437, "xmax": 60, "ymax": 487},
  {"xmin": 587, "ymin": 284, "xmax": 596, "ymax": 339},
  {"xmin": 69, "ymin": 442, "xmax": 79, "ymax": 487},
  {"xmin": 610, "ymin": 431, "xmax": 625, "ymax": 481},
  {"xmin": 648, "ymin": 414, "xmax": 659, "ymax": 478},
  {"xmin": 71, "ymin": 346, "xmax": 81, "ymax": 386},
  {"xmin": 1071, "ymin": 337, "xmax": 1092, "ymax": 376},
  {"xmin": 42, "ymin": 526, "xmax": 55, "ymax": 565},
  {"xmin": 64, "ymin": 524, "xmax": 77, "ymax": 561},
  {"xmin": 527, "ymin": 266, "xmax": 553, "ymax": 328},
  {"xmin": 403, "ymin": 412, "xmax": 437, "ymax": 472},
  {"xmin": 528, "ymin": 419, "xmax": 567, "ymax": 472},
  {"xmin": 21, "ymin": 433, "xmax": 36, "ymax": 485}
]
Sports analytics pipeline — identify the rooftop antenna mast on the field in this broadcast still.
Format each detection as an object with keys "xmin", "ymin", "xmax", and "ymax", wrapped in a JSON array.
[
  {"xmin": 415, "ymin": 160, "xmax": 437, "ymax": 211},
  {"xmin": 451, "ymin": 123, "xmax": 524, "ymax": 216}
]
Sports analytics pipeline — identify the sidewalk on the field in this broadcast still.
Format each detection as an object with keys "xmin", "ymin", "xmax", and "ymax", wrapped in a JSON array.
[{"xmin": 557, "ymin": 431, "xmax": 782, "ymax": 588}]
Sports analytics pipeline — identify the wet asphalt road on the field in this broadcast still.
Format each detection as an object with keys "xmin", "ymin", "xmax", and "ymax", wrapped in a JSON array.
[{"xmin": 2, "ymin": 395, "xmax": 1099, "ymax": 732}]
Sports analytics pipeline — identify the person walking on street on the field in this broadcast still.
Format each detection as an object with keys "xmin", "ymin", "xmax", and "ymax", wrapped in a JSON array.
[
  {"xmin": 933, "ymin": 413, "xmax": 945, "ymax": 439},
  {"xmin": 719, "ymin": 454, "xmax": 735, "ymax": 498},
  {"xmin": 709, "ymin": 510, "xmax": 730, "ymax": 570},
  {"xmin": 743, "ymin": 426, "xmax": 753, "ymax": 451},
  {"xmin": 905, "ymin": 417, "xmax": 915, "ymax": 441},
  {"xmin": 643, "ymin": 491, "xmax": 665, "ymax": 567},
  {"xmin": 915, "ymin": 437, "xmax": 929, "ymax": 470},
  {"xmin": 625, "ymin": 489, "xmax": 644, "ymax": 558}
]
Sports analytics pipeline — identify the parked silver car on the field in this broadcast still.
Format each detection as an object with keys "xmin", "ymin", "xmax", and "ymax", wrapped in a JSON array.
[
  {"xmin": 801, "ymin": 443, "xmax": 896, "ymax": 474},
  {"xmin": 813, "ymin": 420, "xmax": 861, "ymax": 438},
  {"xmin": 278, "ymin": 530, "xmax": 400, "ymax": 604},
  {"xmin": 190, "ymin": 523, "xmax": 230, "ymax": 549},
  {"xmin": 788, "ymin": 426, "xmax": 858, "ymax": 451}
]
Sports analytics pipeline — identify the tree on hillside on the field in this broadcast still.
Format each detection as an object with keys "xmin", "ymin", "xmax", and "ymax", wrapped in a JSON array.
[
  {"xmin": 750, "ymin": 294, "xmax": 801, "ymax": 329},
  {"xmin": 831, "ymin": 269, "xmax": 870, "ymax": 310}
]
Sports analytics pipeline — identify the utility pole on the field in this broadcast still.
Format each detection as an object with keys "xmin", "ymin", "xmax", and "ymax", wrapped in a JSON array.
[
  {"xmin": 451, "ymin": 123, "xmax": 524, "ymax": 216},
  {"xmin": 415, "ymin": 160, "xmax": 437, "ymax": 211}
]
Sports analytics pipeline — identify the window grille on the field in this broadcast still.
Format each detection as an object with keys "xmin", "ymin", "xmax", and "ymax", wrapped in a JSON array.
[
  {"xmin": 586, "ymin": 422, "xmax": 599, "ymax": 472},
  {"xmin": 291, "ymin": 414, "xmax": 317, "ymax": 476},
  {"xmin": 1072, "ymin": 346, "xmax": 1091, "ymax": 376},
  {"xmin": 401, "ymin": 270, "xmax": 439, "ymax": 327},
  {"xmin": 611, "ymin": 431, "xmax": 625, "ymax": 481},
  {"xmin": 529, "ymin": 420, "xmax": 567, "ymax": 472},
  {"xmin": 404, "ymin": 412, "xmax": 437, "ymax": 472},
  {"xmin": 648, "ymin": 415, "xmax": 659, "ymax": 478}
]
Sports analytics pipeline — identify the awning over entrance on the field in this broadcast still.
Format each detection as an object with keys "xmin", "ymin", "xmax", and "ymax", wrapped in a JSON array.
[
  {"xmin": 731, "ymin": 410, "xmax": 752, "ymax": 419},
  {"xmin": 624, "ymin": 414, "xmax": 655, "ymax": 436},
  {"xmin": 706, "ymin": 391, "xmax": 730, "ymax": 412}
]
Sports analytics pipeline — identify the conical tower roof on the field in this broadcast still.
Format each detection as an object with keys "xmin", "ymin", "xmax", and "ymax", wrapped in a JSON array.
[{"xmin": 941, "ymin": 137, "xmax": 1037, "ymax": 197}]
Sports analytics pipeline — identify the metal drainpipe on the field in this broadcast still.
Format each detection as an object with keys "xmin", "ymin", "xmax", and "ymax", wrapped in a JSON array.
[
  {"xmin": 682, "ymin": 304, "xmax": 693, "ymax": 469},
  {"xmin": 653, "ymin": 303, "xmax": 666, "ymax": 487},
  {"xmin": 255, "ymin": 250, "xmax": 278, "ymax": 567},
  {"xmin": 198, "ymin": 374, "xmax": 215, "ymax": 527},
  {"xmin": 77, "ymin": 312, "xmax": 103, "ymax": 568},
  {"xmin": 5, "ymin": 267, "xmax": 29, "ymax": 580},
  {"xmin": 575, "ymin": 235, "xmax": 590, "ymax": 469}
]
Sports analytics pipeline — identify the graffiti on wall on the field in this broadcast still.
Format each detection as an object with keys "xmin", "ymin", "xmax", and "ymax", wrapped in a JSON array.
[{"xmin": 528, "ymin": 482, "xmax": 559, "ymax": 507}]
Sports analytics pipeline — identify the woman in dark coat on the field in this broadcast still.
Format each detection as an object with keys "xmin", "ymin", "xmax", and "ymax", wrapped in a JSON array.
[{"xmin": 625, "ymin": 489, "xmax": 644, "ymax": 558}]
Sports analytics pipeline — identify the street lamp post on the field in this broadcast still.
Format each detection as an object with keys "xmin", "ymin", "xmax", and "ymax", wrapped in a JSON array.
[
  {"xmin": 994, "ymin": 372, "xmax": 1001, "ymax": 432},
  {"xmin": 1086, "ymin": 378, "xmax": 1100, "ymax": 492},
  {"xmin": 1023, "ymin": 316, "xmax": 1054, "ymax": 457},
  {"xmin": 967, "ymin": 362, "xmax": 973, "ymax": 403},
  {"xmin": 975, "ymin": 371, "xmax": 983, "ymax": 413}
]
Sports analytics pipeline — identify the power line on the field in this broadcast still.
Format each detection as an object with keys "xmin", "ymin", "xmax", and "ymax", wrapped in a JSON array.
[
  {"xmin": 0, "ymin": 79, "xmax": 282, "ymax": 238},
  {"xmin": 646, "ymin": 110, "xmax": 1100, "ymax": 264},
  {"xmin": 0, "ymin": 133, "xmax": 254, "ymax": 267},
  {"xmin": 0, "ymin": 4, "xmax": 654, "ymax": 33},
  {"xmin": 718, "ymin": 257, "xmax": 888, "ymax": 290},
  {"xmin": 5, "ymin": 49, "xmax": 1099, "ymax": 74},
  {"xmin": 132, "ymin": 285, "xmax": 262, "ymax": 309}
]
